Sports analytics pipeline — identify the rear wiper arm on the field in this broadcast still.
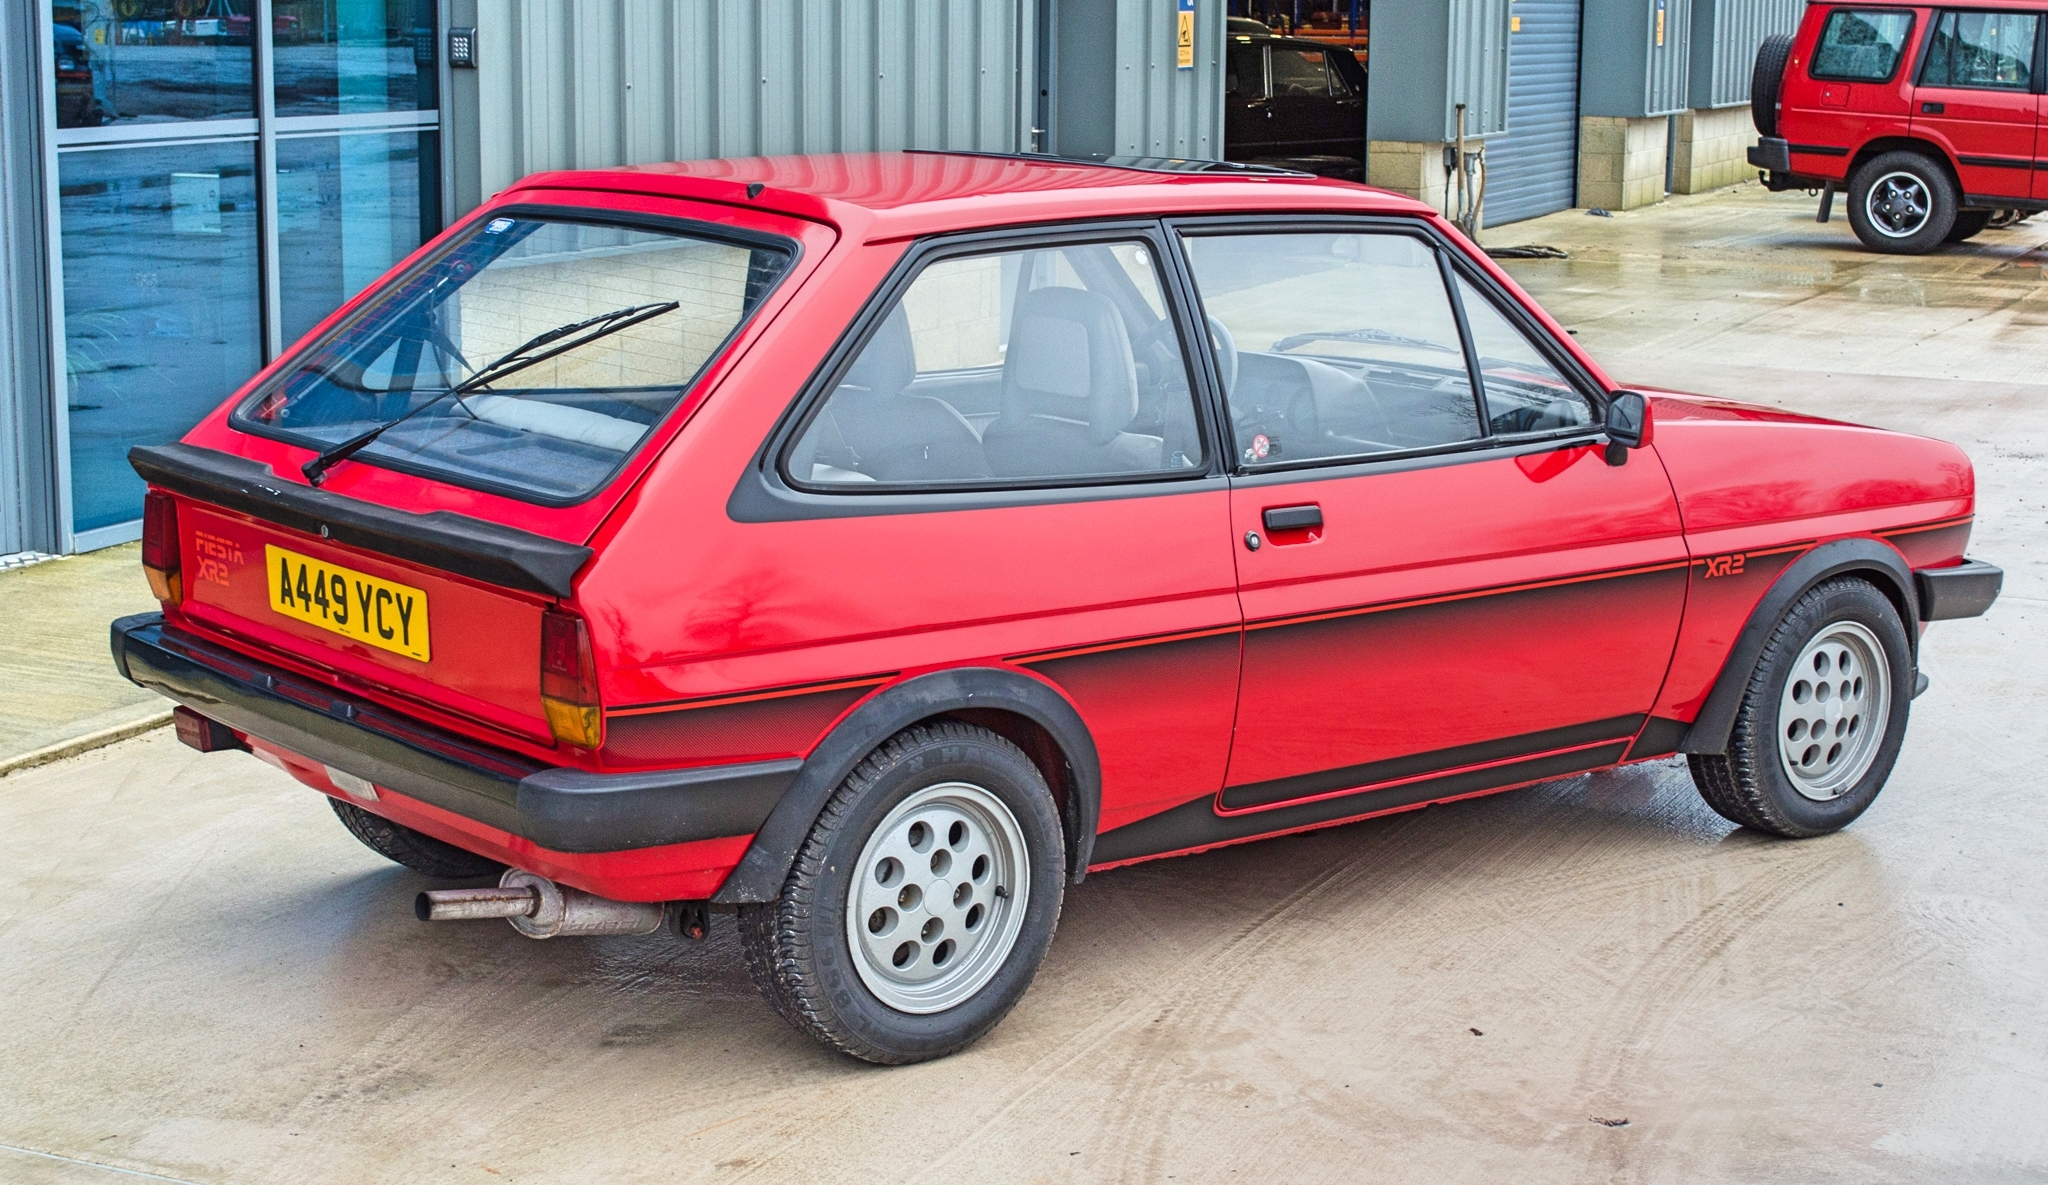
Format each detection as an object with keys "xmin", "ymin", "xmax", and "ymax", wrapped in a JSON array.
[{"xmin": 300, "ymin": 300, "xmax": 679, "ymax": 486}]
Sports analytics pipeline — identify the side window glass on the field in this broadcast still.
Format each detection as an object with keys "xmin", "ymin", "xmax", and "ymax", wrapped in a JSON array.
[
  {"xmin": 789, "ymin": 240, "xmax": 1206, "ymax": 487},
  {"xmin": 1327, "ymin": 51, "xmax": 1356, "ymax": 97},
  {"xmin": 1269, "ymin": 47, "xmax": 1331, "ymax": 96},
  {"xmin": 1181, "ymin": 232, "xmax": 1480, "ymax": 466},
  {"xmin": 1227, "ymin": 44, "xmax": 1265, "ymax": 97},
  {"xmin": 1452, "ymin": 276, "xmax": 1593, "ymax": 437},
  {"xmin": 1922, "ymin": 11, "xmax": 2040, "ymax": 90},
  {"xmin": 1810, "ymin": 9, "xmax": 1916, "ymax": 81}
]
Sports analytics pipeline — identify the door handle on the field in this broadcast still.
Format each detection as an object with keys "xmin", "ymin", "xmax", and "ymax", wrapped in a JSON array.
[
  {"xmin": 1921, "ymin": 101, "xmax": 1945, "ymax": 114},
  {"xmin": 1262, "ymin": 504, "xmax": 1322, "ymax": 533}
]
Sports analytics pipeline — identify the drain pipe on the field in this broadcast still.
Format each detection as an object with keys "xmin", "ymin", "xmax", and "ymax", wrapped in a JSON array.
[{"xmin": 417, "ymin": 869, "xmax": 666, "ymax": 938}]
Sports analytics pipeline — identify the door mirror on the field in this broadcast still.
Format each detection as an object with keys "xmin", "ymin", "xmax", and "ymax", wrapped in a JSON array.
[{"xmin": 1603, "ymin": 390, "xmax": 1651, "ymax": 465}]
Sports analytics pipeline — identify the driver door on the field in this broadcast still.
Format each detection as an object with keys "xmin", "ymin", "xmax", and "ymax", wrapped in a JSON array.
[{"xmin": 1176, "ymin": 226, "xmax": 1688, "ymax": 814}]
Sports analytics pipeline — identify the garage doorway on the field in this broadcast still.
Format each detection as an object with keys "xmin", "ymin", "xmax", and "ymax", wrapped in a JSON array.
[{"xmin": 1483, "ymin": 0, "xmax": 1582, "ymax": 225}]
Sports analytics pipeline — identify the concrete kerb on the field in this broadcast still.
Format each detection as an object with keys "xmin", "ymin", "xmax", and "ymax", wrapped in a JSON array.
[{"xmin": 0, "ymin": 710, "xmax": 173, "ymax": 778}]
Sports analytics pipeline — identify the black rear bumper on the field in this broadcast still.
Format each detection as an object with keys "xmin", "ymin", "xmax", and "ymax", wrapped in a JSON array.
[{"xmin": 112, "ymin": 613, "xmax": 797, "ymax": 853}]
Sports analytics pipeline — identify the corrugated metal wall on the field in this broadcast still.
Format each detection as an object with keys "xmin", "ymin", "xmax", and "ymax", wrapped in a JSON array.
[
  {"xmin": 1447, "ymin": 0, "xmax": 1512, "ymax": 139},
  {"xmin": 1484, "ymin": 0, "xmax": 1583, "ymax": 224},
  {"xmin": 1689, "ymin": 0, "xmax": 1803, "ymax": 107},
  {"xmin": 473, "ymin": 0, "xmax": 1032, "ymax": 202},
  {"xmin": 1582, "ymin": 0, "xmax": 1694, "ymax": 118},
  {"xmin": 1108, "ymin": 0, "xmax": 1226, "ymax": 158}
]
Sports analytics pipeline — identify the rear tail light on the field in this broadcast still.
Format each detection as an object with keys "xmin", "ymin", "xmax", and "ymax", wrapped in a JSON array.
[
  {"xmin": 141, "ymin": 489, "xmax": 182, "ymax": 604},
  {"xmin": 540, "ymin": 607, "xmax": 603, "ymax": 750},
  {"xmin": 172, "ymin": 706, "xmax": 246, "ymax": 753}
]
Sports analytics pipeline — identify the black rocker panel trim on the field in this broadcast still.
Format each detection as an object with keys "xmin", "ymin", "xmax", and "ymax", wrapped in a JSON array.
[
  {"xmin": 1626, "ymin": 715, "xmax": 1694, "ymax": 761},
  {"xmin": 130, "ymin": 443, "xmax": 592, "ymax": 598},
  {"xmin": 1092, "ymin": 742, "xmax": 1629, "ymax": 867},
  {"xmin": 1219, "ymin": 713, "xmax": 1644, "ymax": 810}
]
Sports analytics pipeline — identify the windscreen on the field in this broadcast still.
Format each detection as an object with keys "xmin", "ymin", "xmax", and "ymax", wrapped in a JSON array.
[{"xmin": 237, "ymin": 214, "xmax": 792, "ymax": 503}]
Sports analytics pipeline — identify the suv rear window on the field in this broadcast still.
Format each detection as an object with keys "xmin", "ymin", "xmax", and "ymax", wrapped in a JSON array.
[
  {"xmin": 1811, "ymin": 9, "xmax": 1916, "ymax": 81},
  {"xmin": 236, "ymin": 214, "xmax": 792, "ymax": 504}
]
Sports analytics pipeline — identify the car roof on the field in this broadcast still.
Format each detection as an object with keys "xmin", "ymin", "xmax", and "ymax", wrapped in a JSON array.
[{"xmin": 507, "ymin": 151, "xmax": 1428, "ymax": 241}]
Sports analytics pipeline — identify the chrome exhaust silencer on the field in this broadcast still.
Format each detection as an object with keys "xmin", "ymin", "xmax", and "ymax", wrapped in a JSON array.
[{"xmin": 416, "ymin": 869, "xmax": 666, "ymax": 939}]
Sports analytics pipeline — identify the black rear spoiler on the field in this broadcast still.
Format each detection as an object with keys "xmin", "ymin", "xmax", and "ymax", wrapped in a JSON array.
[{"xmin": 129, "ymin": 443, "xmax": 592, "ymax": 598}]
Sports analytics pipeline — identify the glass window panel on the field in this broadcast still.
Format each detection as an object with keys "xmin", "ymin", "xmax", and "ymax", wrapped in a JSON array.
[
  {"xmin": 51, "ymin": 2, "xmax": 256, "ymax": 128},
  {"xmin": 59, "ymin": 141, "xmax": 262, "ymax": 533},
  {"xmin": 240, "ymin": 218, "xmax": 793, "ymax": 504},
  {"xmin": 1810, "ymin": 10, "xmax": 1916, "ymax": 82},
  {"xmin": 790, "ymin": 241, "xmax": 1204, "ymax": 487},
  {"xmin": 1269, "ymin": 47, "xmax": 1331, "ymax": 96},
  {"xmin": 1453, "ymin": 276, "xmax": 1592, "ymax": 437},
  {"xmin": 1182, "ymin": 232, "xmax": 1480, "ymax": 466},
  {"xmin": 1227, "ymin": 44, "xmax": 1264, "ymax": 97},
  {"xmin": 272, "ymin": 0, "xmax": 439, "ymax": 116},
  {"xmin": 1922, "ymin": 12, "xmax": 2040, "ymax": 91},
  {"xmin": 277, "ymin": 131, "xmax": 443, "ymax": 343}
]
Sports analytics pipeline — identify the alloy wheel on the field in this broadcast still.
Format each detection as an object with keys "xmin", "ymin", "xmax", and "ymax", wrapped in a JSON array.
[
  {"xmin": 1776, "ymin": 621, "xmax": 1891, "ymax": 801},
  {"xmin": 1865, "ymin": 171, "xmax": 1933, "ymax": 239},
  {"xmin": 846, "ymin": 781, "xmax": 1031, "ymax": 1014}
]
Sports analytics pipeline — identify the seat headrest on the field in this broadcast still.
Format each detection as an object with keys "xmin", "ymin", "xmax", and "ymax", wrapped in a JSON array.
[
  {"xmin": 1001, "ymin": 286, "xmax": 1139, "ymax": 445},
  {"xmin": 841, "ymin": 304, "xmax": 915, "ymax": 398}
]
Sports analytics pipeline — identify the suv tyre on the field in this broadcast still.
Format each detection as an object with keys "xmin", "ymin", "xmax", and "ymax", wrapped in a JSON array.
[
  {"xmin": 1946, "ymin": 209, "xmax": 1993, "ymax": 243},
  {"xmin": 1688, "ymin": 578, "xmax": 1913, "ymax": 838},
  {"xmin": 330, "ymin": 798, "xmax": 504, "ymax": 879},
  {"xmin": 1751, "ymin": 34, "xmax": 1793, "ymax": 137},
  {"xmin": 1847, "ymin": 151, "xmax": 1957, "ymax": 254},
  {"xmin": 738, "ymin": 721, "xmax": 1066, "ymax": 1064}
]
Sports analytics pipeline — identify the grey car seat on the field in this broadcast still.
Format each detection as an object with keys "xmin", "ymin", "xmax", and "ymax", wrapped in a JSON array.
[
  {"xmin": 822, "ymin": 305, "xmax": 989, "ymax": 482},
  {"xmin": 981, "ymin": 287, "xmax": 1165, "ymax": 478}
]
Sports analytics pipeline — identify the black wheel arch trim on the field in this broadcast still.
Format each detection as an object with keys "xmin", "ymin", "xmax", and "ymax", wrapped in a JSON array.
[
  {"xmin": 1680, "ymin": 537, "xmax": 1918, "ymax": 756},
  {"xmin": 712, "ymin": 666, "xmax": 1103, "ymax": 904}
]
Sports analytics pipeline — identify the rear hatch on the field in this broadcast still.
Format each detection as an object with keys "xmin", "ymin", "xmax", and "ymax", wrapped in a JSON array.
[{"xmin": 141, "ymin": 190, "xmax": 826, "ymax": 752}]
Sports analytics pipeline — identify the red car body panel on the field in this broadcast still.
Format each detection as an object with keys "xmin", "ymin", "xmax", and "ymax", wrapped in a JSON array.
[{"xmin": 124, "ymin": 152, "xmax": 1981, "ymax": 904}]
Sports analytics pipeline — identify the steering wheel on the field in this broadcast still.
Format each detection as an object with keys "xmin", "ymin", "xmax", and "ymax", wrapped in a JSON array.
[{"xmin": 1206, "ymin": 316, "xmax": 1238, "ymax": 395}]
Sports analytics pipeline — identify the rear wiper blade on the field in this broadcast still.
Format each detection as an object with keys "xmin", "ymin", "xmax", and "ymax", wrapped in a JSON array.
[
  {"xmin": 1270, "ymin": 327, "xmax": 1457, "ymax": 354},
  {"xmin": 300, "ymin": 301, "xmax": 678, "ymax": 486}
]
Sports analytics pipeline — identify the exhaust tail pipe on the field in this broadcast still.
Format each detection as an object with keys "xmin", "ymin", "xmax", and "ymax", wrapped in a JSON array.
[{"xmin": 416, "ymin": 870, "xmax": 665, "ymax": 939}]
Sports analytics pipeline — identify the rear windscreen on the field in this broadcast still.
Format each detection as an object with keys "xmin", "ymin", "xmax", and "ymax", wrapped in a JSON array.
[{"xmin": 235, "ymin": 214, "xmax": 793, "ymax": 503}]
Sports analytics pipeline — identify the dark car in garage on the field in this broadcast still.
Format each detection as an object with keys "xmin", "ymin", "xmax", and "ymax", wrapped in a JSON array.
[{"xmin": 1225, "ymin": 30, "xmax": 1366, "ymax": 178}]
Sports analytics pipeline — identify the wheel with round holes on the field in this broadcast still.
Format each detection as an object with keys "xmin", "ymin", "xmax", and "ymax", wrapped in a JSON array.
[
  {"xmin": 738, "ymin": 721, "xmax": 1065, "ymax": 1064},
  {"xmin": 1688, "ymin": 578, "xmax": 1914, "ymax": 838}
]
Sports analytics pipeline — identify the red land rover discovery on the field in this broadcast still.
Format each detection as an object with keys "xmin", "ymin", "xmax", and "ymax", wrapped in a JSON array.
[
  {"xmin": 116, "ymin": 152, "xmax": 1999, "ymax": 1063},
  {"xmin": 1751, "ymin": 1, "xmax": 2047, "ymax": 252}
]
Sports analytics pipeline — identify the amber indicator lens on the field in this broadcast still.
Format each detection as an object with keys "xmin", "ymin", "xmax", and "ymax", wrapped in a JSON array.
[
  {"xmin": 141, "ymin": 489, "xmax": 182, "ymax": 604},
  {"xmin": 540, "ymin": 608, "xmax": 602, "ymax": 749}
]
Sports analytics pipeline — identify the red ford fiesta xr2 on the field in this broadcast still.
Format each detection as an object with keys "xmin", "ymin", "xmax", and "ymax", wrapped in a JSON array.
[{"xmin": 116, "ymin": 152, "xmax": 2001, "ymax": 1063}]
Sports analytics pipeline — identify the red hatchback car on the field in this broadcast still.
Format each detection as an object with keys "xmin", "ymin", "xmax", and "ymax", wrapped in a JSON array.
[
  {"xmin": 116, "ymin": 152, "xmax": 2000, "ymax": 1063},
  {"xmin": 1751, "ymin": 0, "xmax": 2048, "ymax": 252}
]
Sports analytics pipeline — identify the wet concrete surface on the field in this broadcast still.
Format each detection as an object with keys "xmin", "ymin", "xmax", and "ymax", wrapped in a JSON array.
[{"xmin": 3, "ymin": 183, "xmax": 2045, "ymax": 1183}]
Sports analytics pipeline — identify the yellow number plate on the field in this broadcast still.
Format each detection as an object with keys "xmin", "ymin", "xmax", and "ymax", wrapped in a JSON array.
[{"xmin": 265, "ymin": 544, "xmax": 430, "ymax": 662}]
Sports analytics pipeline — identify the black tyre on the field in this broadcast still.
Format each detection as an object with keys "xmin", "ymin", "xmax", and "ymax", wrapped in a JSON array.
[
  {"xmin": 330, "ymin": 797, "xmax": 503, "ymax": 879},
  {"xmin": 738, "ymin": 721, "xmax": 1065, "ymax": 1064},
  {"xmin": 1946, "ymin": 209, "xmax": 1993, "ymax": 242},
  {"xmin": 1688, "ymin": 578, "xmax": 1913, "ymax": 838},
  {"xmin": 1846, "ymin": 151, "xmax": 1957, "ymax": 254},
  {"xmin": 1751, "ymin": 34, "xmax": 1793, "ymax": 137}
]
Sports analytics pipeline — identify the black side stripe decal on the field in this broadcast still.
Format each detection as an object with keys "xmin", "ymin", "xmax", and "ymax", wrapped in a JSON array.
[
  {"xmin": 1957, "ymin": 154, "xmax": 2034, "ymax": 171},
  {"xmin": 1218, "ymin": 714, "xmax": 1645, "ymax": 810},
  {"xmin": 1788, "ymin": 143, "xmax": 1850, "ymax": 157},
  {"xmin": 1092, "ymin": 742, "xmax": 1631, "ymax": 867}
]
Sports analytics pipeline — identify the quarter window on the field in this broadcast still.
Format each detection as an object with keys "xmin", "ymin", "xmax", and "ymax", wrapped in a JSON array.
[
  {"xmin": 789, "ymin": 240, "xmax": 1206, "ymax": 487},
  {"xmin": 1921, "ymin": 11, "xmax": 2041, "ymax": 90},
  {"xmin": 1452, "ymin": 276, "xmax": 1593, "ymax": 437},
  {"xmin": 1811, "ymin": 9, "xmax": 1917, "ymax": 81},
  {"xmin": 1181, "ymin": 232, "xmax": 1483, "ymax": 466}
]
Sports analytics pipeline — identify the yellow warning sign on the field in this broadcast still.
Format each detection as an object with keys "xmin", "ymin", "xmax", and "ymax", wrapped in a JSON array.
[{"xmin": 1176, "ymin": 0, "xmax": 1195, "ymax": 70}]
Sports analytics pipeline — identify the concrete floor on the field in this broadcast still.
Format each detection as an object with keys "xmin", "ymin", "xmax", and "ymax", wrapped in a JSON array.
[
  {"xmin": 3, "ymin": 183, "xmax": 2044, "ymax": 1183},
  {"xmin": 0, "ymin": 544, "xmax": 163, "ymax": 764}
]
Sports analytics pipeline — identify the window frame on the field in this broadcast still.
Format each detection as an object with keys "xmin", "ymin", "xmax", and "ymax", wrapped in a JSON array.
[
  {"xmin": 739, "ymin": 219, "xmax": 1229, "ymax": 517},
  {"xmin": 1163, "ymin": 214, "xmax": 1611, "ymax": 479},
  {"xmin": 1913, "ymin": 8, "xmax": 2048, "ymax": 93},
  {"xmin": 229, "ymin": 202, "xmax": 801, "ymax": 508},
  {"xmin": 1808, "ymin": 7, "xmax": 1920, "ymax": 84}
]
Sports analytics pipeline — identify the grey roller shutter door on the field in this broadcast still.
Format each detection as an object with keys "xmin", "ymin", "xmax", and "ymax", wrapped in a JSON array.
[{"xmin": 1484, "ymin": 0, "xmax": 1582, "ymax": 226}]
